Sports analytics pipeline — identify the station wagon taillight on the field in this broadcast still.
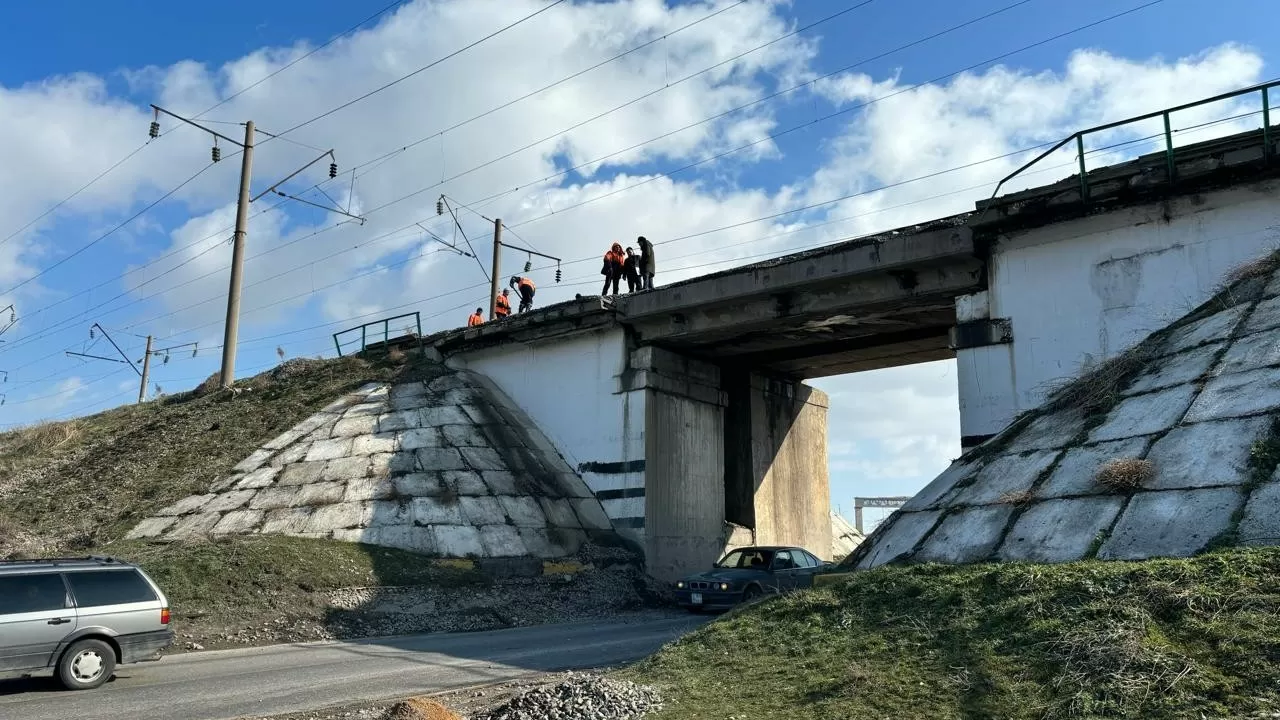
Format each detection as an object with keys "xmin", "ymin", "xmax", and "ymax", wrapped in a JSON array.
[{"xmin": 160, "ymin": 607, "xmax": 170, "ymax": 625}]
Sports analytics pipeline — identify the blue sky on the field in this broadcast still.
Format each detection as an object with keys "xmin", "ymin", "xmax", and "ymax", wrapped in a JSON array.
[{"xmin": 0, "ymin": 0, "xmax": 1274, "ymax": 531}]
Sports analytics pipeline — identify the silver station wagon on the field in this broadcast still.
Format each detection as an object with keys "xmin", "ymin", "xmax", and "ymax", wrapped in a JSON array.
[{"xmin": 0, "ymin": 556, "xmax": 174, "ymax": 690}]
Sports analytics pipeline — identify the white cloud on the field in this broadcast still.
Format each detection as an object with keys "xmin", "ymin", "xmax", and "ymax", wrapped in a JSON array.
[
  {"xmin": 42, "ymin": 376, "xmax": 86, "ymax": 412},
  {"xmin": 0, "ymin": 0, "xmax": 1268, "ymax": 497}
]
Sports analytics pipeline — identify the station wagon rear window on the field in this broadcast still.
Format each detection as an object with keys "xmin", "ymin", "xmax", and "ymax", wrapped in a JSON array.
[
  {"xmin": 66, "ymin": 570, "xmax": 157, "ymax": 607},
  {"xmin": 0, "ymin": 573, "xmax": 68, "ymax": 614}
]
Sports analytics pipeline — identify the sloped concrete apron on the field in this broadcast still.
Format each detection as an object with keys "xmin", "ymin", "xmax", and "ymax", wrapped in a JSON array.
[
  {"xmin": 853, "ymin": 270, "xmax": 1280, "ymax": 570},
  {"xmin": 129, "ymin": 371, "xmax": 616, "ymax": 559}
]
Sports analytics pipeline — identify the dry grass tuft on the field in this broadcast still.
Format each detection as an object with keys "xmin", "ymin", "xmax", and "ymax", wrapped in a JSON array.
[
  {"xmin": 1220, "ymin": 249, "xmax": 1280, "ymax": 288},
  {"xmin": 1, "ymin": 420, "xmax": 81, "ymax": 454},
  {"xmin": 194, "ymin": 371, "xmax": 222, "ymax": 396},
  {"xmin": 998, "ymin": 490, "xmax": 1036, "ymax": 506},
  {"xmin": 1096, "ymin": 457, "xmax": 1154, "ymax": 492},
  {"xmin": 1045, "ymin": 344, "xmax": 1159, "ymax": 417},
  {"xmin": 387, "ymin": 347, "xmax": 407, "ymax": 364}
]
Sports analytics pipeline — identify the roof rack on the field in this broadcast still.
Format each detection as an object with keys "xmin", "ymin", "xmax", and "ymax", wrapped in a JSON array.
[{"xmin": 0, "ymin": 555, "xmax": 120, "ymax": 567}]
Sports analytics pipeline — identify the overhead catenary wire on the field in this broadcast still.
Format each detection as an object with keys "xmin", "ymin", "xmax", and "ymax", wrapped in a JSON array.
[
  {"xmin": 0, "ymin": 161, "xmax": 220, "ymax": 299},
  {"xmin": 503, "ymin": 0, "xmax": 1168, "ymax": 231},
  {"xmin": 5, "ymin": 97, "xmax": 1258, "ymax": 413},
  {"xmin": 267, "ymin": 0, "xmax": 572, "ymax": 141},
  {"xmin": 0, "ymin": 0, "xmax": 1172, "ymax": 395},
  {"xmin": 347, "ymin": 0, "xmax": 884, "ymax": 216},
  {"xmin": 0, "ymin": 0, "xmax": 406, "ymax": 260},
  {"xmin": 190, "ymin": 0, "xmax": 412, "ymax": 120},
  {"xmin": 0, "ymin": 0, "xmax": 893, "ymax": 336},
  {"xmin": 320, "ymin": 0, "xmax": 754, "ymax": 183}
]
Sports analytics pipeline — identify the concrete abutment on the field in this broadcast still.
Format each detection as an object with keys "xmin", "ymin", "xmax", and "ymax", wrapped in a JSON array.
[{"xmin": 448, "ymin": 332, "xmax": 832, "ymax": 581}]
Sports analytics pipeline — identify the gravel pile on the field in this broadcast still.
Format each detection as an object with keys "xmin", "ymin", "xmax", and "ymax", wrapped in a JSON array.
[{"xmin": 473, "ymin": 674, "xmax": 663, "ymax": 720}]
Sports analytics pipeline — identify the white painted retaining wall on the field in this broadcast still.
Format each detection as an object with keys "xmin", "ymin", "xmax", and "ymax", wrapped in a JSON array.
[
  {"xmin": 449, "ymin": 328, "xmax": 648, "ymax": 535},
  {"xmin": 961, "ymin": 181, "xmax": 1280, "ymax": 439}
]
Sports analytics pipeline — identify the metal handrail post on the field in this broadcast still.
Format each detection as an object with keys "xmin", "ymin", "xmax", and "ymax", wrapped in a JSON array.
[
  {"xmin": 1163, "ymin": 111, "xmax": 1176, "ymax": 183},
  {"xmin": 1076, "ymin": 134, "xmax": 1088, "ymax": 204},
  {"xmin": 1264, "ymin": 87, "xmax": 1273, "ymax": 162}
]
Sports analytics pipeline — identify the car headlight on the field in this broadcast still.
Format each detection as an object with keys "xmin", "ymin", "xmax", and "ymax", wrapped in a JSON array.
[
  {"xmin": 719, "ymin": 582, "xmax": 730, "ymax": 591},
  {"xmin": 676, "ymin": 581, "xmax": 685, "ymax": 589}
]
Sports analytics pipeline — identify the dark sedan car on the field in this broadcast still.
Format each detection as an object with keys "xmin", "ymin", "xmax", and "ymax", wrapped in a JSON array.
[{"xmin": 672, "ymin": 546, "xmax": 830, "ymax": 611}]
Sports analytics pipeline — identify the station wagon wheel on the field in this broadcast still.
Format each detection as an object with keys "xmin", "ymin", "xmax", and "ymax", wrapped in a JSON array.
[{"xmin": 57, "ymin": 639, "xmax": 116, "ymax": 690}]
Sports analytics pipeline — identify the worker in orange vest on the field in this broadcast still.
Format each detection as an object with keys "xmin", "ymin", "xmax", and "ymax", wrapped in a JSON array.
[
  {"xmin": 467, "ymin": 308, "xmax": 484, "ymax": 327},
  {"xmin": 495, "ymin": 288, "xmax": 512, "ymax": 318},
  {"xmin": 509, "ymin": 275, "xmax": 536, "ymax": 313},
  {"xmin": 601, "ymin": 242, "xmax": 624, "ymax": 296}
]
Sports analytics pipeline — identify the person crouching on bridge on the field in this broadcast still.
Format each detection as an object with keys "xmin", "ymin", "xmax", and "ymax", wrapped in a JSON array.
[
  {"xmin": 510, "ymin": 275, "xmax": 536, "ymax": 312},
  {"xmin": 601, "ymin": 242, "xmax": 624, "ymax": 295},
  {"xmin": 467, "ymin": 308, "xmax": 484, "ymax": 327},
  {"xmin": 495, "ymin": 288, "xmax": 512, "ymax": 318}
]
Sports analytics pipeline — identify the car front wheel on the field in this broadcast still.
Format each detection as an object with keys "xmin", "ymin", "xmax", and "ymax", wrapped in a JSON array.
[
  {"xmin": 742, "ymin": 585, "xmax": 762, "ymax": 603},
  {"xmin": 58, "ymin": 639, "xmax": 116, "ymax": 690}
]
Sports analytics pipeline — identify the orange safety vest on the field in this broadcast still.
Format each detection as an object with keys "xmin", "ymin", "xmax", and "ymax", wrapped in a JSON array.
[
  {"xmin": 495, "ymin": 294, "xmax": 511, "ymax": 316},
  {"xmin": 518, "ymin": 277, "xmax": 536, "ymax": 293},
  {"xmin": 467, "ymin": 312, "xmax": 484, "ymax": 327}
]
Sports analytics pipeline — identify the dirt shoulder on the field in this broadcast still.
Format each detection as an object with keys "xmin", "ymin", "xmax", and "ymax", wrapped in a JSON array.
[{"xmin": 107, "ymin": 535, "xmax": 665, "ymax": 653}]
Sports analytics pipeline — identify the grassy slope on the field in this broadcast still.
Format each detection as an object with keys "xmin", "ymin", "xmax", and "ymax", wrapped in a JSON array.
[
  {"xmin": 0, "ymin": 354, "xmax": 444, "ymax": 554},
  {"xmin": 626, "ymin": 548, "xmax": 1280, "ymax": 720}
]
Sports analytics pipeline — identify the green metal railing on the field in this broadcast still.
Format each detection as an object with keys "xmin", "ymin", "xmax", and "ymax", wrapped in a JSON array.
[
  {"xmin": 332, "ymin": 311, "xmax": 422, "ymax": 357},
  {"xmin": 987, "ymin": 79, "xmax": 1280, "ymax": 208}
]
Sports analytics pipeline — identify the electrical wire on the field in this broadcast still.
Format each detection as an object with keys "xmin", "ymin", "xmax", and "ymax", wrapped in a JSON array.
[
  {"xmin": 8, "ymin": 96, "xmax": 1263, "ymax": 413},
  {"xmin": 0, "ymin": 0, "xmax": 1178, "ymax": 394},
  {"xmin": 268, "ymin": 0, "xmax": 571, "ymax": 140},
  {"xmin": 323, "ymin": 0, "xmax": 754, "ymax": 183},
  {"xmin": 502, "ymin": 0, "xmax": 1169, "ymax": 230},
  {"xmin": 0, "ymin": 0, "xmax": 892, "ymax": 335},
  {"xmin": 0, "ymin": 161, "xmax": 220, "ymax": 298},
  {"xmin": 0, "ymin": 141, "xmax": 156, "ymax": 250},
  {"xmin": 352, "ymin": 0, "xmax": 884, "ymax": 214},
  {"xmin": 191, "ymin": 0, "xmax": 411, "ymax": 120}
]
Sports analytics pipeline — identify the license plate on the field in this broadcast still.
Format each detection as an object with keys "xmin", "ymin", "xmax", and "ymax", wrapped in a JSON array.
[{"xmin": 691, "ymin": 592, "xmax": 703, "ymax": 604}]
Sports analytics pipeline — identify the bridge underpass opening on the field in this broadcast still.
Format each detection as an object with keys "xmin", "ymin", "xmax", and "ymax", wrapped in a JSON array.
[{"xmin": 804, "ymin": 359, "xmax": 961, "ymax": 539}]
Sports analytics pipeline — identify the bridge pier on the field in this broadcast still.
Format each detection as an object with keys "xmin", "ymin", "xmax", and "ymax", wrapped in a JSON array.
[
  {"xmin": 447, "ymin": 324, "xmax": 831, "ymax": 582},
  {"xmin": 624, "ymin": 347, "xmax": 831, "ymax": 580},
  {"xmin": 952, "ymin": 290, "xmax": 1018, "ymax": 452}
]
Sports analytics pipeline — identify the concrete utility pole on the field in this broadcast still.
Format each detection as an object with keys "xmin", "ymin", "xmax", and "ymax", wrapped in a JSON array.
[
  {"xmin": 489, "ymin": 218, "xmax": 502, "ymax": 320},
  {"xmin": 220, "ymin": 121, "xmax": 255, "ymax": 388},
  {"xmin": 150, "ymin": 105, "xmax": 258, "ymax": 389},
  {"xmin": 138, "ymin": 335, "xmax": 153, "ymax": 404},
  {"xmin": 152, "ymin": 105, "xmax": 355, "ymax": 388}
]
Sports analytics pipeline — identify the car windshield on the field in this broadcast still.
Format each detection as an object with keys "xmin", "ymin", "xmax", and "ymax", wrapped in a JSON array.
[{"xmin": 715, "ymin": 549, "xmax": 774, "ymax": 569}]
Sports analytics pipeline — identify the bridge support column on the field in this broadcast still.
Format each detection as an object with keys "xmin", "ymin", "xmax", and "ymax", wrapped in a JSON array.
[
  {"xmin": 625, "ymin": 347, "xmax": 728, "ymax": 581},
  {"xmin": 750, "ymin": 375, "xmax": 830, "ymax": 553},
  {"xmin": 952, "ymin": 290, "xmax": 1018, "ymax": 452}
]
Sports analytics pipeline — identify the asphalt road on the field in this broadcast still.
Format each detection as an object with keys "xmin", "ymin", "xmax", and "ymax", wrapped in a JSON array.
[{"xmin": 0, "ymin": 614, "xmax": 705, "ymax": 720}]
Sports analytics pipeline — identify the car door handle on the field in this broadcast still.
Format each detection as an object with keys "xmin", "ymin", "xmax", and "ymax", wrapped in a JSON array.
[{"xmin": 47, "ymin": 618, "xmax": 70, "ymax": 625}]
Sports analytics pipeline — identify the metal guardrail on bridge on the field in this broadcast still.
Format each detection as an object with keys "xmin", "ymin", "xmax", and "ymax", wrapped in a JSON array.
[
  {"xmin": 332, "ymin": 311, "xmax": 422, "ymax": 357},
  {"xmin": 987, "ymin": 79, "xmax": 1280, "ymax": 208}
]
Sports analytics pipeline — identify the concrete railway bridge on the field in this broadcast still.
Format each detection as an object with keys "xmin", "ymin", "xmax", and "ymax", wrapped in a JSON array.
[{"xmin": 419, "ymin": 96, "xmax": 1280, "ymax": 580}]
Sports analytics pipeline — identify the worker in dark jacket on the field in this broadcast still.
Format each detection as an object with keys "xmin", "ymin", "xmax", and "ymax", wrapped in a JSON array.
[
  {"xmin": 510, "ymin": 275, "xmax": 536, "ymax": 312},
  {"xmin": 623, "ymin": 247, "xmax": 641, "ymax": 293},
  {"xmin": 637, "ymin": 236, "xmax": 656, "ymax": 290},
  {"xmin": 601, "ymin": 242, "xmax": 624, "ymax": 295}
]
